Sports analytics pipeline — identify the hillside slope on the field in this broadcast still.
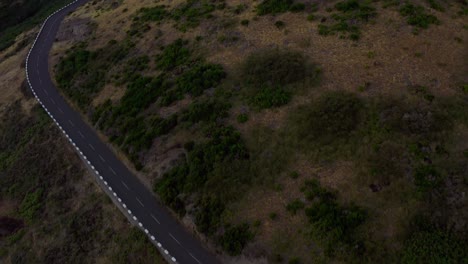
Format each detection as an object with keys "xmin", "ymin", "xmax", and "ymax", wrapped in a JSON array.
[{"xmin": 6, "ymin": 0, "xmax": 468, "ymax": 263}]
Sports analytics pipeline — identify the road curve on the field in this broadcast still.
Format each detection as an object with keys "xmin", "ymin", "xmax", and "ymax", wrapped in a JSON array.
[{"xmin": 25, "ymin": 1, "xmax": 220, "ymax": 263}]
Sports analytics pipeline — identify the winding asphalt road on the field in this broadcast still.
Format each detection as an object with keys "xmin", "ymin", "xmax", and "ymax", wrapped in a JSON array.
[{"xmin": 25, "ymin": 1, "xmax": 219, "ymax": 263}]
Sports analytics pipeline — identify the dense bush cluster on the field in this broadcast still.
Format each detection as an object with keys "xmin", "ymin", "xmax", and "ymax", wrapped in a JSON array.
[
  {"xmin": 128, "ymin": 6, "xmax": 167, "ymax": 36},
  {"xmin": 177, "ymin": 63, "xmax": 226, "ymax": 96},
  {"xmin": 155, "ymin": 39, "xmax": 191, "ymax": 70},
  {"xmin": 93, "ymin": 75, "xmax": 177, "ymax": 169},
  {"xmin": 218, "ymin": 223, "xmax": 254, "ymax": 255},
  {"xmin": 154, "ymin": 125, "xmax": 251, "ymax": 246},
  {"xmin": 401, "ymin": 216, "xmax": 468, "ymax": 263},
  {"xmin": 256, "ymin": 0, "xmax": 305, "ymax": 15},
  {"xmin": 318, "ymin": 0, "xmax": 377, "ymax": 40},
  {"xmin": 301, "ymin": 180, "xmax": 366, "ymax": 256},
  {"xmin": 56, "ymin": 40, "xmax": 134, "ymax": 109},
  {"xmin": 399, "ymin": 3, "xmax": 439, "ymax": 29},
  {"xmin": 171, "ymin": 0, "xmax": 222, "ymax": 31},
  {"xmin": 57, "ymin": 37, "xmax": 228, "ymax": 171}
]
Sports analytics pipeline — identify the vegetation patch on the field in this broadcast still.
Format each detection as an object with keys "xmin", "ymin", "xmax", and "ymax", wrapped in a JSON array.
[
  {"xmin": 318, "ymin": 0, "xmax": 377, "ymax": 40},
  {"xmin": 301, "ymin": 180, "xmax": 367, "ymax": 257},
  {"xmin": 256, "ymin": 0, "xmax": 303, "ymax": 15},
  {"xmin": 218, "ymin": 223, "xmax": 254, "ymax": 255},
  {"xmin": 399, "ymin": 3, "xmax": 439, "ymax": 30},
  {"xmin": 176, "ymin": 63, "xmax": 226, "ymax": 96},
  {"xmin": 56, "ymin": 40, "xmax": 134, "ymax": 109},
  {"xmin": 155, "ymin": 39, "xmax": 191, "ymax": 71},
  {"xmin": 171, "ymin": 0, "xmax": 221, "ymax": 31}
]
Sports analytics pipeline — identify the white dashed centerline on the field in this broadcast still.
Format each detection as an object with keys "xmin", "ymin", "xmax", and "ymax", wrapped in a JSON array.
[
  {"xmin": 189, "ymin": 253, "xmax": 202, "ymax": 264},
  {"xmin": 169, "ymin": 233, "xmax": 181, "ymax": 245},
  {"xmin": 150, "ymin": 214, "xmax": 160, "ymax": 224},
  {"xmin": 109, "ymin": 167, "xmax": 117, "ymax": 175},
  {"xmin": 99, "ymin": 155, "xmax": 105, "ymax": 162},
  {"xmin": 68, "ymin": 120, "xmax": 75, "ymax": 126},
  {"xmin": 78, "ymin": 131, "xmax": 85, "ymax": 138},
  {"xmin": 136, "ymin": 197, "xmax": 144, "ymax": 207},
  {"xmin": 88, "ymin": 144, "xmax": 95, "ymax": 150},
  {"xmin": 121, "ymin": 181, "xmax": 130, "ymax": 190}
]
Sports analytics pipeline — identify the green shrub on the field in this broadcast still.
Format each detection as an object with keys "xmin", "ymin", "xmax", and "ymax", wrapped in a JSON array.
[
  {"xmin": 171, "ymin": 0, "xmax": 218, "ymax": 30},
  {"xmin": 399, "ymin": 3, "xmax": 439, "ymax": 29},
  {"xmin": 286, "ymin": 199, "xmax": 305, "ymax": 214},
  {"xmin": 181, "ymin": 99, "xmax": 230, "ymax": 124},
  {"xmin": 177, "ymin": 63, "xmax": 226, "ymax": 96},
  {"xmin": 120, "ymin": 55, "xmax": 150, "ymax": 83},
  {"xmin": 155, "ymin": 39, "xmax": 191, "ymax": 70},
  {"xmin": 290, "ymin": 3, "xmax": 305, "ymax": 12},
  {"xmin": 237, "ymin": 113, "xmax": 249, "ymax": 123},
  {"xmin": 249, "ymin": 86, "xmax": 291, "ymax": 109},
  {"xmin": 19, "ymin": 188, "xmax": 43, "ymax": 222},
  {"xmin": 307, "ymin": 14, "xmax": 316, "ymax": 21},
  {"xmin": 195, "ymin": 195, "xmax": 225, "ymax": 235},
  {"xmin": 154, "ymin": 164, "xmax": 189, "ymax": 216},
  {"xmin": 234, "ymin": 4, "xmax": 248, "ymax": 14},
  {"xmin": 288, "ymin": 257, "xmax": 301, "ymax": 264},
  {"xmin": 135, "ymin": 6, "xmax": 168, "ymax": 22},
  {"xmin": 401, "ymin": 230, "xmax": 467, "ymax": 263},
  {"xmin": 269, "ymin": 212, "xmax": 278, "ymax": 220},
  {"xmin": 155, "ymin": 125, "xmax": 249, "ymax": 235},
  {"xmin": 274, "ymin": 20, "xmax": 285, "ymax": 29},
  {"xmin": 301, "ymin": 179, "xmax": 335, "ymax": 201},
  {"xmin": 305, "ymin": 200, "xmax": 366, "ymax": 255},
  {"xmin": 317, "ymin": 0, "xmax": 376, "ymax": 40},
  {"xmin": 413, "ymin": 165, "xmax": 442, "ymax": 192},
  {"xmin": 218, "ymin": 223, "xmax": 254, "ymax": 255},
  {"xmin": 240, "ymin": 19, "xmax": 250, "ymax": 26},
  {"xmin": 426, "ymin": 0, "xmax": 445, "ymax": 12},
  {"xmin": 256, "ymin": 0, "xmax": 294, "ymax": 15}
]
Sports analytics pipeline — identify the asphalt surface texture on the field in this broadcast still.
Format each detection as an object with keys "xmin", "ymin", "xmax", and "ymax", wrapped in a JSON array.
[{"xmin": 25, "ymin": 1, "xmax": 220, "ymax": 263}]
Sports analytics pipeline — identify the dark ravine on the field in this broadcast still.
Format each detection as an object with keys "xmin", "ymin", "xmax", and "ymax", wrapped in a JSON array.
[{"xmin": 25, "ymin": 1, "xmax": 219, "ymax": 263}]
